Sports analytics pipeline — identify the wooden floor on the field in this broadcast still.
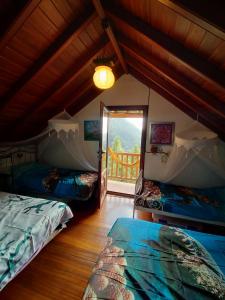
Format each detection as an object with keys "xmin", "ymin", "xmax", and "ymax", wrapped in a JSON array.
[{"xmin": 1, "ymin": 195, "xmax": 151, "ymax": 300}]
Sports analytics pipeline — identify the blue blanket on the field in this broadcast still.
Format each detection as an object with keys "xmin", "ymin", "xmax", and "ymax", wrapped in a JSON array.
[
  {"xmin": 83, "ymin": 218, "xmax": 225, "ymax": 299},
  {"xmin": 136, "ymin": 180, "xmax": 225, "ymax": 223},
  {"xmin": 13, "ymin": 162, "xmax": 98, "ymax": 202}
]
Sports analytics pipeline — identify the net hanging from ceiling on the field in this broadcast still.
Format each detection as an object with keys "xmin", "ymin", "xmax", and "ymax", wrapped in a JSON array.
[
  {"xmin": 39, "ymin": 111, "xmax": 97, "ymax": 171},
  {"xmin": 158, "ymin": 122, "xmax": 225, "ymax": 188},
  {"xmin": 1, "ymin": 111, "xmax": 97, "ymax": 171}
]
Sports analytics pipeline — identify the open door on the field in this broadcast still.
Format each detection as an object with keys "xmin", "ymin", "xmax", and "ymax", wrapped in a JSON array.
[{"xmin": 98, "ymin": 102, "xmax": 109, "ymax": 208}]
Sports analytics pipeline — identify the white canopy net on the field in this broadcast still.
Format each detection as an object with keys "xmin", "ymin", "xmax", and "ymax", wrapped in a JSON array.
[
  {"xmin": 159, "ymin": 122, "xmax": 225, "ymax": 188},
  {"xmin": 0, "ymin": 111, "xmax": 97, "ymax": 172},
  {"xmin": 38, "ymin": 111, "xmax": 97, "ymax": 171}
]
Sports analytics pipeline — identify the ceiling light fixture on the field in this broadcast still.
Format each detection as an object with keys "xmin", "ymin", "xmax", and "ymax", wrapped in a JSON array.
[{"xmin": 93, "ymin": 56, "xmax": 116, "ymax": 90}]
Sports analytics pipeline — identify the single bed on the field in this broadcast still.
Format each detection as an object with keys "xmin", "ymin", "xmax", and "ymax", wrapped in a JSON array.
[
  {"xmin": 134, "ymin": 172, "xmax": 225, "ymax": 226},
  {"xmin": 0, "ymin": 191, "xmax": 73, "ymax": 291},
  {"xmin": 83, "ymin": 218, "xmax": 225, "ymax": 299},
  {"xmin": 0, "ymin": 146, "xmax": 99, "ymax": 208},
  {"xmin": 12, "ymin": 162, "xmax": 98, "ymax": 206}
]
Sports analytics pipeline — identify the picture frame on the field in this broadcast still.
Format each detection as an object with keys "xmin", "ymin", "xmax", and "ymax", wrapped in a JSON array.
[
  {"xmin": 84, "ymin": 120, "xmax": 100, "ymax": 141},
  {"xmin": 150, "ymin": 122, "xmax": 175, "ymax": 145}
]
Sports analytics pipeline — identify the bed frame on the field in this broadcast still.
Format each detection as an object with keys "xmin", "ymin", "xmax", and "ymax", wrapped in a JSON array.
[
  {"xmin": 134, "ymin": 171, "xmax": 225, "ymax": 231},
  {"xmin": 0, "ymin": 145, "xmax": 37, "ymax": 192},
  {"xmin": 0, "ymin": 145, "xmax": 99, "ymax": 210},
  {"xmin": 0, "ymin": 145, "xmax": 37, "ymax": 169}
]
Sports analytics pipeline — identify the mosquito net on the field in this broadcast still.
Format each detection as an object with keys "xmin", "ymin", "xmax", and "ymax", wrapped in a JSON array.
[
  {"xmin": 38, "ymin": 111, "xmax": 97, "ymax": 171},
  {"xmin": 1, "ymin": 111, "xmax": 97, "ymax": 172},
  {"xmin": 159, "ymin": 122, "xmax": 225, "ymax": 188}
]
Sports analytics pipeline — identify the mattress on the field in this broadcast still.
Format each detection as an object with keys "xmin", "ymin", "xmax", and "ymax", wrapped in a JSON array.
[
  {"xmin": 135, "ymin": 180, "xmax": 225, "ymax": 224},
  {"xmin": 12, "ymin": 162, "xmax": 98, "ymax": 202},
  {"xmin": 0, "ymin": 191, "xmax": 73, "ymax": 290},
  {"xmin": 83, "ymin": 218, "xmax": 225, "ymax": 299}
]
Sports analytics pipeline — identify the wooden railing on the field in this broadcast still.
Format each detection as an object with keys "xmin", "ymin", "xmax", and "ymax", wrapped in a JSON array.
[{"xmin": 107, "ymin": 148, "xmax": 140, "ymax": 182}]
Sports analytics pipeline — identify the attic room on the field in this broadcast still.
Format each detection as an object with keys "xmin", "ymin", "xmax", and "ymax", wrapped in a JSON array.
[{"xmin": 0, "ymin": 0, "xmax": 225, "ymax": 299}]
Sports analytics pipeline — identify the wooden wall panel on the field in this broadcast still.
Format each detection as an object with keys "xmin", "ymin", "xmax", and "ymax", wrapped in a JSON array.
[
  {"xmin": 39, "ymin": 0, "xmax": 68, "ymax": 29},
  {"xmin": 209, "ymin": 41, "xmax": 225, "ymax": 69},
  {"xmin": 184, "ymin": 23, "xmax": 206, "ymax": 51},
  {"xmin": 51, "ymin": 0, "xmax": 80, "ymax": 22},
  {"xmin": 1, "ymin": 45, "xmax": 32, "ymax": 69},
  {"xmin": 0, "ymin": 0, "xmax": 28, "ymax": 37},
  {"xmin": 167, "ymin": 55, "xmax": 225, "ymax": 102},
  {"xmin": 113, "ymin": 0, "xmax": 225, "ymax": 65},
  {"xmin": 0, "ymin": 0, "xmax": 224, "ymax": 141},
  {"xmin": 25, "ymin": 7, "xmax": 59, "ymax": 42}
]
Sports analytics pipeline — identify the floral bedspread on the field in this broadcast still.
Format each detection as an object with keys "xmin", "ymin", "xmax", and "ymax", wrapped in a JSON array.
[
  {"xmin": 135, "ymin": 180, "xmax": 225, "ymax": 223},
  {"xmin": 13, "ymin": 162, "xmax": 98, "ymax": 202},
  {"xmin": 0, "ymin": 192, "xmax": 73, "ymax": 290},
  {"xmin": 83, "ymin": 218, "xmax": 225, "ymax": 299}
]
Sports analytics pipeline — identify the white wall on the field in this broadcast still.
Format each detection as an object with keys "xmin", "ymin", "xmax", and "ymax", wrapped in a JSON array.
[{"xmin": 72, "ymin": 74, "xmax": 197, "ymax": 179}]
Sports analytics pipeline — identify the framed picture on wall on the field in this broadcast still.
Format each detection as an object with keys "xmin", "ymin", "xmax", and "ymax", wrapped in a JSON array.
[
  {"xmin": 84, "ymin": 120, "xmax": 100, "ymax": 141},
  {"xmin": 150, "ymin": 122, "xmax": 175, "ymax": 145}
]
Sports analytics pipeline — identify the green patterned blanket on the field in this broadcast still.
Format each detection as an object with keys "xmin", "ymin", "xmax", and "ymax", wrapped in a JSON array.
[{"xmin": 0, "ymin": 192, "xmax": 73, "ymax": 290}]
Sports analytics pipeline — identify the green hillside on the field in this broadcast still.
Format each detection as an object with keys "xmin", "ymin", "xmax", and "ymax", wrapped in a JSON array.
[{"xmin": 108, "ymin": 118, "xmax": 141, "ymax": 152}]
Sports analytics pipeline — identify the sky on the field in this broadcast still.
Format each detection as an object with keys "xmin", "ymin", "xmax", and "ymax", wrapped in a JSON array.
[
  {"xmin": 103, "ymin": 117, "xmax": 143, "ymax": 133},
  {"xmin": 126, "ymin": 118, "xmax": 143, "ymax": 130}
]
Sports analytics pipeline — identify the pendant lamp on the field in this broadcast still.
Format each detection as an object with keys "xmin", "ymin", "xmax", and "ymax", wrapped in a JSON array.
[{"xmin": 93, "ymin": 65, "xmax": 115, "ymax": 89}]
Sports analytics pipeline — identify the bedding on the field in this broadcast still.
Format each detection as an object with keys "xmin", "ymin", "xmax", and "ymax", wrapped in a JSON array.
[
  {"xmin": 12, "ymin": 162, "xmax": 98, "ymax": 203},
  {"xmin": 0, "ymin": 191, "xmax": 73, "ymax": 290},
  {"xmin": 83, "ymin": 218, "xmax": 225, "ymax": 299},
  {"xmin": 135, "ymin": 180, "xmax": 225, "ymax": 224}
]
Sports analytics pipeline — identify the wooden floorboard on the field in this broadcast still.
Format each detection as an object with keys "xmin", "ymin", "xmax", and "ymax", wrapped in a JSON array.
[{"xmin": 1, "ymin": 195, "xmax": 151, "ymax": 300}]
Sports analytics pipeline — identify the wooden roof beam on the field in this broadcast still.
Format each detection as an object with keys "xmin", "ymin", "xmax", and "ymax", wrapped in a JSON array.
[
  {"xmin": 105, "ymin": 4, "xmax": 225, "ymax": 91},
  {"xmin": 130, "ymin": 67, "xmax": 196, "ymax": 120},
  {"xmin": 119, "ymin": 35, "xmax": 225, "ymax": 118},
  {"xmin": 12, "ymin": 79, "xmax": 95, "ymax": 141},
  {"xmin": 0, "ymin": 0, "xmax": 42, "ymax": 53},
  {"xmin": 0, "ymin": 7, "xmax": 96, "ymax": 112},
  {"xmin": 6, "ymin": 37, "xmax": 109, "ymax": 138},
  {"xmin": 92, "ymin": 0, "xmax": 128, "ymax": 73},
  {"xmin": 10, "ymin": 65, "xmax": 124, "ymax": 141},
  {"xmin": 128, "ymin": 59, "xmax": 225, "ymax": 140},
  {"xmin": 157, "ymin": 0, "xmax": 225, "ymax": 40}
]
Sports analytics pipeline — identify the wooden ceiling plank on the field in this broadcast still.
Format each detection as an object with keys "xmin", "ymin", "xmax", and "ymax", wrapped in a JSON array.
[
  {"xmin": 105, "ymin": 4, "xmax": 225, "ymax": 91},
  {"xmin": 11, "ymin": 66, "xmax": 124, "ymax": 141},
  {"xmin": 92, "ymin": 0, "xmax": 128, "ymax": 73},
  {"xmin": 0, "ymin": 7, "xmax": 96, "ymax": 112},
  {"xmin": 12, "ymin": 79, "xmax": 95, "ymax": 141},
  {"xmin": 119, "ymin": 35, "xmax": 225, "ymax": 118},
  {"xmin": 128, "ymin": 61, "xmax": 225, "ymax": 139},
  {"xmin": 132, "ymin": 66, "xmax": 225, "ymax": 140},
  {"xmin": 156, "ymin": 0, "xmax": 225, "ymax": 40},
  {"xmin": 0, "ymin": 0, "xmax": 42, "ymax": 53},
  {"xmin": 8, "ymin": 37, "xmax": 109, "ymax": 137}
]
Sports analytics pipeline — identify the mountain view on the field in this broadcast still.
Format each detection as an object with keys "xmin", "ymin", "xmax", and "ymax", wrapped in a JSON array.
[{"xmin": 108, "ymin": 118, "xmax": 142, "ymax": 153}]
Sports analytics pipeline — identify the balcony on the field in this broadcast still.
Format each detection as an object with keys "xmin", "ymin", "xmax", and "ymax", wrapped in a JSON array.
[{"xmin": 107, "ymin": 147, "xmax": 140, "ymax": 194}]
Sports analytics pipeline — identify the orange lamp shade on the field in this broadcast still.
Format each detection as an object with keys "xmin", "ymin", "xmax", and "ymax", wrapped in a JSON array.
[{"xmin": 93, "ymin": 65, "xmax": 115, "ymax": 89}]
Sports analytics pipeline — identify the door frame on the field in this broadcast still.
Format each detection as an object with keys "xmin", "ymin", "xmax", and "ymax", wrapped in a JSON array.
[
  {"xmin": 105, "ymin": 105, "xmax": 148, "ymax": 197},
  {"xmin": 98, "ymin": 102, "xmax": 110, "ymax": 208}
]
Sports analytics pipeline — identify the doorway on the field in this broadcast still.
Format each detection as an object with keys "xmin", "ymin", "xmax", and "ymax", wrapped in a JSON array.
[{"xmin": 99, "ymin": 105, "xmax": 148, "ymax": 201}]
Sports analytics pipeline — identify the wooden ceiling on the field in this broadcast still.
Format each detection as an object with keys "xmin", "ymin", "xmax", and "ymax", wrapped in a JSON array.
[{"xmin": 0, "ymin": 0, "xmax": 224, "ymax": 141}]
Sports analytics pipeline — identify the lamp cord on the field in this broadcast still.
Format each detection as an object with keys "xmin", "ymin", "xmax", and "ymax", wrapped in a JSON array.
[{"xmin": 147, "ymin": 87, "xmax": 150, "ymax": 107}]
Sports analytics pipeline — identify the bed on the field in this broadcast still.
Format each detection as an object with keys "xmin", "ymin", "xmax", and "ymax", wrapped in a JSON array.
[
  {"xmin": 134, "ymin": 172, "xmax": 225, "ymax": 226},
  {"xmin": 0, "ymin": 191, "xmax": 73, "ymax": 291},
  {"xmin": 0, "ymin": 146, "xmax": 99, "ymax": 208},
  {"xmin": 12, "ymin": 162, "xmax": 98, "ymax": 206},
  {"xmin": 83, "ymin": 218, "xmax": 225, "ymax": 299}
]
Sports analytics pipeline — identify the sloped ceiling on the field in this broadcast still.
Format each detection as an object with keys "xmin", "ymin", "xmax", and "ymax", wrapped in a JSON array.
[{"xmin": 0, "ymin": 0, "xmax": 224, "ymax": 142}]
